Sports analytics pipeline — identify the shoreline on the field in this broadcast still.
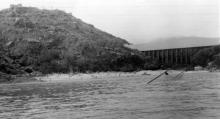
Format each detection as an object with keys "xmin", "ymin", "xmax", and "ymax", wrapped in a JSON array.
[
  {"xmin": 35, "ymin": 70, "xmax": 219, "ymax": 83},
  {"xmin": 1, "ymin": 70, "xmax": 219, "ymax": 84},
  {"xmin": 35, "ymin": 71, "xmax": 154, "ymax": 82}
]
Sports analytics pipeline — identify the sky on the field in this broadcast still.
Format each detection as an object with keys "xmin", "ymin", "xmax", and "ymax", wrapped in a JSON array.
[{"xmin": 0, "ymin": 0, "xmax": 219, "ymax": 44}]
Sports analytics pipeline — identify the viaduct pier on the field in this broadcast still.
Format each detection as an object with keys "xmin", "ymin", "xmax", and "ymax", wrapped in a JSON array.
[
  {"xmin": 127, "ymin": 37, "xmax": 220, "ymax": 65},
  {"xmin": 143, "ymin": 46, "xmax": 214, "ymax": 65}
]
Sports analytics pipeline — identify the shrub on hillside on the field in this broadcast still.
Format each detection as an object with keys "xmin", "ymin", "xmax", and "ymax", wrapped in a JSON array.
[
  {"xmin": 213, "ymin": 54, "xmax": 220, "ymax": 67},
  {"xmin": 192, "ymin": 45, "xmax": 220, "ymax": 67}
]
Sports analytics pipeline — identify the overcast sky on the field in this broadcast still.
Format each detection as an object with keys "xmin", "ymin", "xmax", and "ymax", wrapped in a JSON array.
[{"xmin": 0, "ymin": 0, "xmax": 219, "ymax": 44}]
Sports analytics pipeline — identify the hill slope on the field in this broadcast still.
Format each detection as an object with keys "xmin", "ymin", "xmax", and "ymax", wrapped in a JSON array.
[
  {"xmin": 0, "ymin": 4, "xmax": 129, "ymax": 53},
  {"xmin": 0, "ymin": 5, "xmax": 142, "ymax": 75}
]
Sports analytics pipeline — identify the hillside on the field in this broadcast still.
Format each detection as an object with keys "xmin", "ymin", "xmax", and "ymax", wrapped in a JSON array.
[
  {"xmin": 0, "ymin": 4, "xmax": 129, "ymax": 53},
  {"xmin": 0, "ymin": 4, "xmax": 144, "ymax": 77}
]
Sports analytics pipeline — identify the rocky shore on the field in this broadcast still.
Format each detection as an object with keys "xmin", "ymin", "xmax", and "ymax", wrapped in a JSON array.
[
  {"xmin": 33, "ymin": 70, "xmax": 186, "ymax": 82},
  {"xmin": 1, "ymin": 69, "xmax": 219, "ymax": 84}
]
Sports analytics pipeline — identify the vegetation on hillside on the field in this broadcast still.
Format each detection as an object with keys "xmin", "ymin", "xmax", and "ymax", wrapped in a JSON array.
[
  {"xmin": 192, "ymin": 45, "xmax": 220, "ymax": 68},
  {"xmin": 0, "ymin": 4, "xmax": 150, "ymax": 79}
]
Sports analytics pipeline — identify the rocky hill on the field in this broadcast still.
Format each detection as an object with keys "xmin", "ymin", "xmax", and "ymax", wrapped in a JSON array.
[{"xmin": 0, "ymin": 5, "xmax": 144, "ymax": 77}]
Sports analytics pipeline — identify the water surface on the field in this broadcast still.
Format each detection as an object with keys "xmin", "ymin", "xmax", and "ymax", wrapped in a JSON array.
[{"xmin": 0, "ymin": 71, "xmax": 220, "ymax": 119}]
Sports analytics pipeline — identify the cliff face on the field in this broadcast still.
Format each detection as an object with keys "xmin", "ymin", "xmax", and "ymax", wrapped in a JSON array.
[{"xmin": 0, "ymin": 5, "xmax": 138, "ymax": 75}]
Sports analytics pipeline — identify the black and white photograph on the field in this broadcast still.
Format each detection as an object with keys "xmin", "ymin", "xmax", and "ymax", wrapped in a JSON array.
[{"xmin": 0, "ymin": 0, "xmax": 219, "ymax": 119}]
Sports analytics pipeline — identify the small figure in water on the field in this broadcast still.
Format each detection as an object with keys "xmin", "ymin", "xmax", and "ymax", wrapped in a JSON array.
[{"xmin": 164, "ymin": 71, "xmax": 169, "ymax": 75}]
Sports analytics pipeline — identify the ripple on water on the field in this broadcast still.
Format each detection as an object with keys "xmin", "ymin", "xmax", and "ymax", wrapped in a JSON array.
[{"xmin": 0, "ymin": 71, "xmax": 220, "ymax": 119}]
